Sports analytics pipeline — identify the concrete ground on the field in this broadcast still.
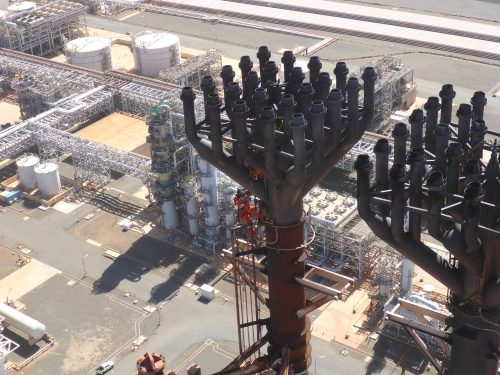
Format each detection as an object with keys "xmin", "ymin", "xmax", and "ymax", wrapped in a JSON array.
[
  {"xmin": 90, "ymin": 11, "xmax": 500, "ymax": 131},
  {"xmin": 76, "ymin": 112, "xmax": 148, "ymax": 152},
  {"xmin": 0, "ymin": 102, "xmax": 21, "ymax": 124},
  {"xmin": 3, "ymin": 273, "xmax": 144, "ymax": 375}
]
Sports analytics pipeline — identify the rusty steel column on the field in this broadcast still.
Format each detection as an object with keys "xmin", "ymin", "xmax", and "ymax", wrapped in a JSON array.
[
  {"xmin": 183, "ymin": 48, "xmax": 376, "ymax": 374},
  {"xmin": 355, "ymin": 84, "xmax": 500, "ymax": 375}
]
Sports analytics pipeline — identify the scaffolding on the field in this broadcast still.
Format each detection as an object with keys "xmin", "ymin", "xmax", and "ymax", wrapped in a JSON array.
[
  {"xmin": 360, "ymin": 55, "xmax": 415, "ymax": 125},
  {"xmin": 159, "ymin": 50, "xmax": 222, "ymax": 90},
  {"xmin": 0, "ymin": 0, "xmax": 87, "ymax": 56}
]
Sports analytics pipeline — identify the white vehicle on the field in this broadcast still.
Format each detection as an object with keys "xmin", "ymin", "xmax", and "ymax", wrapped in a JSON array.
[{"xmin": 96, "ymin": 360, "xmax": 114, "ymax": 374}]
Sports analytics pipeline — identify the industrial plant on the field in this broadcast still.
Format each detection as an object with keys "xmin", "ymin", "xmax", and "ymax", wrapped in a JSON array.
[{"xmin": 0, "ymin": 0, "xmax": 498, "ymax": 374}]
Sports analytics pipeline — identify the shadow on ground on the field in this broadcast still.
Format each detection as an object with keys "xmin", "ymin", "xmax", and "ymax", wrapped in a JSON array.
[
  {"xmin": 92, "ymin": 233, "xmax": 221, "ymax": 304},
  {"xmin": 366, "ymin": 333, "xmax": 429, "ymax": 374}
]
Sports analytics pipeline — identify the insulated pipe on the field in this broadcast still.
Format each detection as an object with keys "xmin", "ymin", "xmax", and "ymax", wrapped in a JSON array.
[
  {"xmin": 220, "ymin": 65, "xmax": 235, "ymax": 95},
  {"xmin": 232, "ymin": 100, "xmax": 250, "ymax": 166},
  {"xmin": 317, "ymin": 72, "xmax": 332, "ymax": 105},
  {"xmin": 261, "ymin": 106, "xmax": 277, "ymax": 175},
  {"xmin": 471, "ymin": 91, "xmax": 487, "ymax": 121},
  {"xmin": 408, "ymin": 148, "xmax": 425, "ymax": 241},
  {"xmin": 361, "ymin": 67, "xmax": 377, "ymax": 124},
  {"xmin": 434, "ymin": 123, "xmax": 450, "ymax": 175},
  {"xmin": 426, "ymin": 171, "xmax": 445, "ymax": 240},
  {"xmin": 245, "ymin": 71, "xmax": 260, "ymax": 117},
  {"xmin": 290, "ymin": 113, "xmax": 307, "ymax": 181},
  {"xmin": 374, "ymin": 138, "xmax": 390, "ymax": 189},
  {"xmin": 310, "ymin": 100, "xmax": 326, "ymax": 168},
  {"xmin": 289, "ymin": 67, "xmax": 305, "ymax": 100},
  {"xmin": 392, "ymin": 123, "xmax": 409, "ymax": 166},
  {"xmin": 374, "ymin": 138, "xmax": 391, "ymax": 216},
  {"xmin": 253, "ymin": 87, "xmax": 269, "ymax": 121},
  {"xmin": 333, "ymin": 61, "xmax": 349, "ymax": 101},
  {"xmin": 409, "ymin": 109, "xmax": 425, "ymax": 149},
  {"xmin": 206, "ymin": 93, "xmax": 223, "ymax": 159},
  {"xmin": 462, "ymin": 158, "xmax": 481, "ymax": 191},
  {"xmin": 345, "ymin": 77, "xmax": 361, "ymax": 141},
  {"xmin": 424, "ymin": 96, "xmax": 440, "ymax": 154},
  {"xmin": 279, "ymin": 94, "xmax": 296, "ymax": 151},
  {"xmin": 390, "ymin": 163, "xmax": 406, "ymax": 242},
  {"xmin": 262, "ymin": 60, "xmax": 278, "ymax": 85},
  {"xmin": 200, "ymin": 75, "xmax": 215, "ymax": 113},
  {"xmin": 281, "ymin": 50, "xmax": 295, "ymax": 85},
  {"xmin": 326, "ymin": 89, "xmax": 343, "ymax": 146},
  {"xmin": 446, "ymin": 142, "xmax": 464, "ymax": 203},
  {"xmin": 456, "ymin": 104, "xmax": 472, "ymax": 152},
  {"xmin": 307, "ymin": 56, "xmax": 322, "ymax": 97},
  {"xmin": 470, "ymin": 119, "xmax": 487, "ymax": 161},
  {"xmin": 253, "ymin": 88, "xmax": 270, "ymax": 147},
  {"xmin": 297, "ymin": 83, "xmax": 314, "ymax": 123},
  {"xmin": 181, "ymin": 87, "xmax": 198, "ymax": 142},
  {"xmin": 225, "ymin": 82, "xmax": 242, "ymax": 120},
  {"xmin": 239, "ymin": 55, "xmax": 253, "ymax": 100},
  {"xmin": 439, "ymin": 84, "xmax": 456, "ymax": 124},
  {"xmin": 257, "ymin": 45, "xmax": 271, "ymax": 84}
]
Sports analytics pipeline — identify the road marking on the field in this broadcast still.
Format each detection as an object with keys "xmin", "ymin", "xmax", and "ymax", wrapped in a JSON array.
[{"xmin": 86, "ymin": 239, "xmax": 102, "ymax": 247}]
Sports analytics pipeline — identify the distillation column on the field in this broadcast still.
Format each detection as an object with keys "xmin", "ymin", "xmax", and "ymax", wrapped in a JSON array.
[
  {"xmin": 199, "ymin": 158, "xmax": 219, "ymax": 247},
  {"xmin": 184, "ymin": 179, "xmax": 199, "ymax": 236},
  {"xmin": 147, "ymin": 102, "xmax": 179, "ymax": 229}
]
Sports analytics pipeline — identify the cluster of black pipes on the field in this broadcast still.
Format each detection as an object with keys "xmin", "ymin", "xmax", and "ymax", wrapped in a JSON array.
[
  {"xmin": 182, "ymin": 47, "xmax": 376, "ymax": 373},
  {"xmin": 355, "ymin": 87, "xmax": 499, "ymax": 374}
]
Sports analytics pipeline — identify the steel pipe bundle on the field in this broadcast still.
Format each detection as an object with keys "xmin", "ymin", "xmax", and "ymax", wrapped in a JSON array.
[
  {"xmin": 355, "ymin": 84, "xmax": 500, "ymax": 375},
  {"xmin": 182, "ymin": 47, "xmax": 376, "ymax": 374}
]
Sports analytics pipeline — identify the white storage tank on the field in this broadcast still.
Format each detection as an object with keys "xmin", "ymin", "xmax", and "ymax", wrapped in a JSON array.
[
  {"xmin": 7, "ymin": 1, "xmax": 36, "ymax": 15},
  {"xmin": 0, "ymin": 303, "xmax": 46, "ymax": 342},
  {"xmin": 65, "ymin": 37, "xmax": 113, "ymax": 72},
  {"xmin": 133, "ymin": 32, "xmax": 180, "ymax": 77},
  {"xmin": 16, "ymin": 154, "xmax": 39, "ymax": 190},
  {"xmin": 34, "ymin": 162, "xmax": 61, "ymax": 198}
]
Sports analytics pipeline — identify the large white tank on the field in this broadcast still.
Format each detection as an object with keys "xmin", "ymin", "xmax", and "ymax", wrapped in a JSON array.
[
  {"xmin": 65, "ymin": 37, "xmax": 113, "ymax": 72},
  {"xmin": 34, "ymin": 162, "xmax": 61, "ymax": 198},
  {"xmin": 0, "ymin": 303, "xmax": 46, "ymax": 342},
  {"xmin": 16, "ymin": 154, "xmax": 39, "ymax": 190},
  {"xmin": 133, "ymin": 32, "xmax": 180, "ymax": 77},
  {"xmin": 7, "ymin": 1, "xmax": 36, "ymax": 15},
  {"xmin": 0, "ymin": 10, "xmax": 7, "ymax": 21}
]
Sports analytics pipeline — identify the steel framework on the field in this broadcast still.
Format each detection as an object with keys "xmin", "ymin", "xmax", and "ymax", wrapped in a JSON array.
[
  {"xmin": 360, "ymin": 55, "xmax": 415, "ymax": 125},
  {"xmin": 0, "ymin": 0, "xmax": 87, "ymax": 56},
  {"xmin": 159, "ymin": 50, "xmax": 222, "ymax": 91}
]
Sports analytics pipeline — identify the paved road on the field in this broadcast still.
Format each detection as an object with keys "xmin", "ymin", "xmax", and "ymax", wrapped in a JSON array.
[{"xmin": 327, "ymin": 0, "xmax": 500, "ymax": 23}]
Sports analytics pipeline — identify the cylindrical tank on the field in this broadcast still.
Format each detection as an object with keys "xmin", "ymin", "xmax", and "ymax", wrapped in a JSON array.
[
  {"xmin": 162, "ymin": 200, "xmax": 179, "ymax": 229},
  {"xmin": 7, "ymin": 1, "xmax": 36, "ymax": 15},
  {"xmin": 65, "ymin": 37, "xmax": 113, "ymax": 72},
  {"xmin": 16, "ymin": 154, "xmax": 39, "ymax": 190},
  {"xmin": 379, "ymin": 274, "xmax": 391, "ymax": 299},
  {"xmin": 0, "ymin": 10, "xmax": 7, "ymax": 21},
  {"xmin": 0, "ymin": 303, "xmax": 46, "ymax": 341},
  {"xmin": 133, "ymin": 32, "xmax": 180, "ymax": 77},
  {"xmin": 34, "ymin": 162, "xmax": 61, "ymax": 198},
  {"xmin": 401, "ymin": 258, "xmax": 414, "ymax": 295}
]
